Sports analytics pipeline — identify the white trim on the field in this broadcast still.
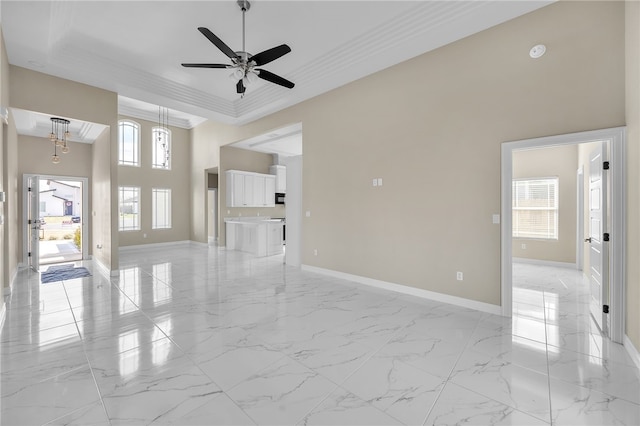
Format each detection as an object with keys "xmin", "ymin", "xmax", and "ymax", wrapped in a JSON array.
[
  {"xmin": 188, "ymin": 240, "xmax": 209, "ymax": 247},
  {"xmin": 0, "ymin": 301, "xmax": 6, "ymax": 332},
  {"xmin": 512, "ymin": 258, "xmax": 577, "ymax": 269},
  {"xmin": 22, "ymin": 174, "xmax": 90, "ymax": 266},
  {"xmin": 119, "ymin": 240, "xmax": 192, "ymax": 252},
  {"xmin": 3, "ymin": 267, "xmax": 19, "ymax": 296},
  {"xmin": 302, "ymin": 264, "xmax": 501, "ymax": 315},
  {"xmin": 576, "ymin": 166, "xmax": 584, "ymax": 272},
  {"xmin": 624, "ymin": 335, "xmax": 640, "ymax": 372},
  {"xmin": 93, "ymin": 258, "xmax": 119, "ymax": 278},
  {"xmin": 501, "ymin": 127, "xmax": 626, "ymax": 344}
]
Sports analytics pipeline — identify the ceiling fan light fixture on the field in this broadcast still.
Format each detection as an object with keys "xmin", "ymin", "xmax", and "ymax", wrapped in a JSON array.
[
  {"xmin": 181, "ymin": 0, "xmax": 294, "ymax": 96},
  {"xmin": 244, "ymin": 71, "xmax": 257, "ymax": 86},
  {"xmin": 233, "ymin": 68, "xmax": 245, "ymax": 80}
]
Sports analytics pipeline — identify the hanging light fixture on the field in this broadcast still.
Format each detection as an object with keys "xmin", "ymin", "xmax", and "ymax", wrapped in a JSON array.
[
  {"xmin": 49, "ymin": 117, "xmax": 71, "ymax": 163},
  {"xmin": 157, "ymin": 106, "xmax": 170, "ymax": 168}
]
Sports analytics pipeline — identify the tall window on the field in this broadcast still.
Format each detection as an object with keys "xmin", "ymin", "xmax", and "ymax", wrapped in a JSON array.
[
  {"xmin": 152, "ymin": 127, "xmax": 171, "ymax": 170},
  {"xmin": 512, "ymin": 177, "xmax": 559, "ymax": 239},
  {"xmin": 119, "ymin": 186, "xmax": 140, "ymax": 231},
  {"xmin": 152, "ymin": 188, "xmax": 171, "ymax": 229},
  {"xmin": 118, "ymin": 120, "xmax": 140, "ymax": 166}
]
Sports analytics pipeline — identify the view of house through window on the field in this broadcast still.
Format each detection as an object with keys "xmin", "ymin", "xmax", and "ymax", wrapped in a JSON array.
[
  {"xmin": 119, "ymin": 186, "xmax": 140, "ymax": 231},
  {"xmin": 118, "ymin": 120, "xmax": 140, "ymax": 166},
  {"xmin": 37, "ymin": 178, "xmax": 84, "ymax": 265},
  {"xmin": 152, "ymin": 188, "xmax": 171, "ymax": 229},
  {"xmin": 512, "ymin": 177, "xmax": 559, "ymax": 240}
]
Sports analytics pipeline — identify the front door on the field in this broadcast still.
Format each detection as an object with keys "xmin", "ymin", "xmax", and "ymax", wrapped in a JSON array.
[
  {"xmin": 27, "ymin": 176, "xmax": 40, "ymax": 271},
  {"xmin": 588, "ymin": 143, "xmax": 608, "ymax": 333}
]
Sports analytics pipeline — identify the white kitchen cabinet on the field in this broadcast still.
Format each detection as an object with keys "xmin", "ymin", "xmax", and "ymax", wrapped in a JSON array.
[
  {"xmin": 226, "ymin": 170, "xmax": 275, "ymax": 207},
  {"xmin": 269, "ymin": 165, "xmax": 286, "ymax": 193},
  {"xmin": 266, "ymin": 220, "xmax": 284, "ymax": 255},
  {"xmin": 225, "ymin": 218, "xmax": 282, "ymax": 257}
]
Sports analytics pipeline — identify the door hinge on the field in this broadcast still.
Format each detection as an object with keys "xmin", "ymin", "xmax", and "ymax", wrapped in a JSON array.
[
  {"xmin": 603, "ymin": 161, "xmax": 610, "ymax": 170},
  {"xmin": 603, "ymin": 233, "xmax": 610, "ymax": 242},
  {"xmin": 28, "ymin": 187, "xmax": 32, "ymax": 192},
  {"xmin": 603, "ymin": 304, "xmax": 610, "ymax": 314},
  {"xmin": 28, "ymin": 252, "xmax": 31, "ymax": 257},
  {"xmin": 28, "ymin": 219, "xmax": 32, "ymax": 225}
]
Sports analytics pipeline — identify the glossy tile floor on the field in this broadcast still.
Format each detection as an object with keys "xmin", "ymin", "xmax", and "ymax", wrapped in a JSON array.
[{"xmin": 2, "ymin": 245, "xmax": 640, "ymax": 425}]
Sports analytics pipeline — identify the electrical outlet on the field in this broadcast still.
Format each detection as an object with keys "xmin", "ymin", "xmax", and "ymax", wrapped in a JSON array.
[
  {"xmin": 521, "ymin": 243, "xmax": 526, "ymax": 249},
  {"xmin": 313, "ymin": 249, "xmax": 318, "ymax": 256},
  {"xmin": 456, "ymin": 271, "xmax": 463, "ymax": 281},
  {"xmin": 372, "ymin": 178, "xmax": 378, "ymax": 187}
]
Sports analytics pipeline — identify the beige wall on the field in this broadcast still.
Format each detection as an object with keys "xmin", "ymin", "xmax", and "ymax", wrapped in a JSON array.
[
  {"xmin": 10, "ymin": 66, "xmax": 119, "ymax": 272},
  {"xmin": 17, "ymin": 135, "xmax": 93, "ymax": 258},
  {"xmin": 512, "ymin": 145, "xmax": 577, "ymax": 263},
  {"xmin": 625, "ymin": 0, "xmax": 640, "ymax": 352},
  {"xmin": 190, "ymin": 120, "xmax": 242, "ymax": 243},
  {"xmin": 117, "ymin": 116, "xmax": 191, "ymax": 246},
  {"xmin": 218, "ymin": 146, "xmax": 286, "ymax": 245},
  {"xmin": 18, "ymin": 136, "xmax": 93, "ymax": 178},
  {"xmin": 191, "ymin": 1, "xmax": 624, "ymax": 306},
  {"xmin": 91, "ymin": 128, "xmax": 113, "ymax": 269}
]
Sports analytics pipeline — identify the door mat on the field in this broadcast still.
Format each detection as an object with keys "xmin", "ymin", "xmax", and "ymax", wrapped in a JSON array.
[{"xmin": 41, "ymin": 264, "xmax": 92, "ymax": 283}]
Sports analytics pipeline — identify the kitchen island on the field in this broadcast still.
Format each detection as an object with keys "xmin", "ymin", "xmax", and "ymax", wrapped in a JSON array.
[{"xmin": 225, "ymin": 217, "xmax": 284, "ymax": 257}]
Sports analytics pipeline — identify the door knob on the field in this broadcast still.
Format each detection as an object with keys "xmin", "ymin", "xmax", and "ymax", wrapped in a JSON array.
[{"xmin": 585, "ymin": 237, "xmax": 592, "ymax": 243}]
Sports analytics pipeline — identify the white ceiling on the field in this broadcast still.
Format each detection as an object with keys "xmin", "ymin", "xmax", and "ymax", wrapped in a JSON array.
[
  {"xmin": 1, "ymin": 0, "xmax": 552, "ymax": 149},
  {"xmin": 12, "ymin": 108, "xmax": 108, "ymax": 144}
]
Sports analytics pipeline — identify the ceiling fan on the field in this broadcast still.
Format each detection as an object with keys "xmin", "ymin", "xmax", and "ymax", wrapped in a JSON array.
[{"xmin": 182, "ymin": 0, "xmax": 294, "ymax": 97}]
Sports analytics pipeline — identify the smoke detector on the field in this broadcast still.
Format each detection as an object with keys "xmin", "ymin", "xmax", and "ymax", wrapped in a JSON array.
[{"xmin": 529, "ymin": 44, "xmax": 546, "ymax": 59}]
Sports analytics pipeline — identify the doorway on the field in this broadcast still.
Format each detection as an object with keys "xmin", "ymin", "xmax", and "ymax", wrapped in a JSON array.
[
  {"xmin": 501, "ymin": 127, "xmax": 626, "ymax": 343},
  {"xmin": 208, "ymin": 188, "xmax": 217, "ymax": 244},
  {"xmin": 23, "ymin": 174, "xmax": 89, "ymax": 270}
]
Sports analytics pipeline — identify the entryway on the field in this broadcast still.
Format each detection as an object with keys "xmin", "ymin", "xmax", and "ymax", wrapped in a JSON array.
[{"xmin": 23, "ymin": 174, "xmax": 89, "ymax": 270}]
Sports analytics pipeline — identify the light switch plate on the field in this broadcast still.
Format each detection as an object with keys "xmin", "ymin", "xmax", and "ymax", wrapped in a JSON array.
[
  {"xmin": 377, "ymin": 178, "xmax": 383, "ymax": 186},
  {"xmin": 372, "ymin": 178, "xmax": 378, "ymax": 187},
  {"xmin": 492, "ymin": 214, "xmax": 500, "ymax": 224}
]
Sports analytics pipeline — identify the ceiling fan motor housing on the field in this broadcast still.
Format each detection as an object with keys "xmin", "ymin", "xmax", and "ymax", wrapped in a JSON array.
[{"xmin": 238, "ymin": 0, "xmax": 250, "ymax": 12}]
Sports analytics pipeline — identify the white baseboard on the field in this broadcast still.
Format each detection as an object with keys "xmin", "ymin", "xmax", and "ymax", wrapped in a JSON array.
[
  {"xmin": 119, "ymin": 240, "xmax": 192, "ymax": 252},
  {"xmin": 93, "ymin": 258, "xmax": 119, "ymax": 277},
  {"xmin": 512, "ymin": 257, "xmax": 577, "ymax": 269},
  {"xmin": 301, "ymin": 265, "xmax": 502, "ymax": 316},
  {"xmin": 624, "ymin": 335, "xmax": 640, "ymax": 371},
  {"xmin": 189, "ymin": 240, "xmax": 209, "ymax": 247},
  {"xmin": 3, "ymin": 267, "xmax": 19, "ymax": 296}
]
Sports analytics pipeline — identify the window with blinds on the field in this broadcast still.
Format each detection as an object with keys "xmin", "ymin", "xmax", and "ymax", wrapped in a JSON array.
[{"xmin": 512, "ymin": 177, "xmax": 559, "ymax": 240}]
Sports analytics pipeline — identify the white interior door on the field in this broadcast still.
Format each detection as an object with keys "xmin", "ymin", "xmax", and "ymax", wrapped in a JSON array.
[
  {"xmin": 27, "ymin": 176, "xmax": 40, "ymax": 271},
  {"xmin": 588, "ymin": 143, "xmax": 608, "ymax": 333}
]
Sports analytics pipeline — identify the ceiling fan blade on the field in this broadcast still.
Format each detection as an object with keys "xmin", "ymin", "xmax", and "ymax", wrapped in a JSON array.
[
  {"xmin": 251, "ymin": 44, "xmax": 291, "ymax": 66},
  {"xmin": 236, "ymin": 79, "xmax": 246, "ymax": 94},
  {"xmin": 256, "ymin": 69, "xmax": 295, "ymax": 89},
  {"xmin": 181, "ymin": 63, "xmax": 230, "ymax": 68},
  {"xmin": 198, "ymin": 27, "xmax": 238, "ymax": 59}
]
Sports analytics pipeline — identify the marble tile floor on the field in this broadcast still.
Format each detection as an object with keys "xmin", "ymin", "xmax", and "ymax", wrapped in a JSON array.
[{"xmin": 2, "ymin": 245, "xmax": 639, "ymax": 425}]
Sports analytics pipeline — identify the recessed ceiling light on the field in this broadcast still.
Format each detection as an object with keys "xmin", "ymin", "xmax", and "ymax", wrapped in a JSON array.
[{"xmin": 529, "ymin": 44, "xmax": 546, "ymax": 59}]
